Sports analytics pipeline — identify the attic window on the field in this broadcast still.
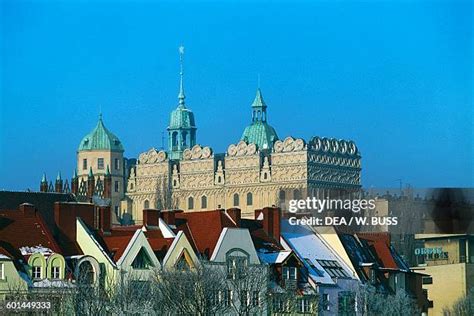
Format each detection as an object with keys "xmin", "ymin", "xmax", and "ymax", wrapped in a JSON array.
[
  {"xmin": 132, "ymin": 248, "xmax": 154, "ymax": 270},
  {"xmin": 317, "ymin": 259, "xmax": 349, "ymax": 278},
  {"xmin": 114, "ymin": 139, "xmax": 120, "ymax": 145},
  {"xmin": 84, "ymin": 138, "xmax": 89, "ymax": 144}
]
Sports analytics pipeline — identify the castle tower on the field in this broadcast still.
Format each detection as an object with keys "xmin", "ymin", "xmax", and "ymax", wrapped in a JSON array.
[
  {"xmin": 167, "ymin": 46, "xmax": 197, "ymax": 160},
  {"xmin": 241, "ymin": 88, "xmax": 279, "ymax": 150},
  {"xmin": 40, "ymin": 173, "xmax": 48, "ymax": 192},
  {"xmin": 55, "ymin": 172, "xmax": 63, "ymax": 193},
  {"xmin": 77, "ymin": 114, "xmax": 125, "ymax": 216}
]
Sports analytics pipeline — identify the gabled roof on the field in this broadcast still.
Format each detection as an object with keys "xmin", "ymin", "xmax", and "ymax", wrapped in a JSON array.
[
  {"xmin": 0, "ymin": 207, "xmax": 61, "ymax": 262},
  {"xmin": 92, "ymin": 225, "xmax": 174, "ymax": 263},
  {"xmin": 174, "ymin": 210, "xmax": 237, "ymax": 258},
  {"xmin": 280, "ymin": 220, "xmax": 356, "ymax": 285}
]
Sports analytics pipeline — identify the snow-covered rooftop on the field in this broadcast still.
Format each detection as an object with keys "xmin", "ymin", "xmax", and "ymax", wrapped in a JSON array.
[
  {"xmin": 258, "ymin": 250, "xmax": 291, "ymax": 264},
  {"xmin": 19, "ymin": 245, "xmax": 54, "ymax": 256}
]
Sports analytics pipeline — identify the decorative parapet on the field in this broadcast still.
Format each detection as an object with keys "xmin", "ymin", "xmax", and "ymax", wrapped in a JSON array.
[
  {"xmin": 182, "ymin": 144, "xmax": 213, "ymax": 160},
  {"xmin": 227, "ymin": 140, "xmax": 258, "ymax": 157},
  {"xmin": 273, "ymin": 136, "xmax": 306, "ymax": 153},
  {"xmin": 138, "ymin": 148, "xmax": 167, "ymax": 164},
  {"xmin": 308, "ymin": 136, "xmax": 360, "ymax": 157}
]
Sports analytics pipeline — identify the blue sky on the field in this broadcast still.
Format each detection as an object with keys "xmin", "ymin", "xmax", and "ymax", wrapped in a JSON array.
[{"xmin": 0, "ymin": 0, "xmax": 472, "ymax": 190}]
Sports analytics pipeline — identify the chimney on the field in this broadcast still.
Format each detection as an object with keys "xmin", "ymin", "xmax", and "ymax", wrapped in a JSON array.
[
  {"xmin": 160, "ymin": 210, "xmax": 183, "ymax": 226},
  {"xmin": 143, "ymin": 208, "xmax": 160, "ymax": 227},
  {"xmin": 20, "ymin": 203, "xmax": 36, "ymax": 217},
  {"xmin": 261, "ymin": 207, "xmax": 281, "ymax": 241},
  {"xmin": 226, "ymin": 208, "xmax": 241, "ymax": 226},
  {"xmin": 99, "ymin": 206, "xmax": 111, "ymax": 234},
  {"xmin": 54, "ymin": 202, "xmax": 96, "ymax": 240}
]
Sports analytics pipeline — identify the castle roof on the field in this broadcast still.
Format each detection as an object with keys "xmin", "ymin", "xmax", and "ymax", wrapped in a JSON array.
[
  {"xmin": 78, "ymin": 115, "xmax": 124, "ymax": 152},
  {"xmin": 241, "ymin": 89, "xmax": 278, "ymax": 150}
]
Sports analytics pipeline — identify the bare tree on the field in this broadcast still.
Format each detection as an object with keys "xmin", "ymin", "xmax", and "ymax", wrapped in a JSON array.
[
  {"xmin": 355, "ymin": 284, "xmax": 420, "ymax": 316},
  {"xmin": 443, "ymin": 288, "xmax": 474, "ymax": 316},
  {"xmin": 154, "ymin": 264, "xmax": 231, "ymax": 315}
]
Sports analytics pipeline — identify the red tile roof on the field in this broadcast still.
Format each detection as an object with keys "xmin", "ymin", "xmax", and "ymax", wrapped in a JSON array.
[
  {"xmin": 95, "ymin": 227, "xmax": 174, "ymax": 262},
  {"xmin": 0, "ymin": 208, "xmax": 61, "ymax": 261},
  {"xmin": 174, "ymin": 210, "xmax": 237, "ymax": 258}
]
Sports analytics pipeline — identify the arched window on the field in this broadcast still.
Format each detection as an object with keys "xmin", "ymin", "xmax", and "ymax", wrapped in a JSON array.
[
  {"xmin": 144, "ymin": 199, "xmax": 150, "ymax": 209},
  {"xmin": 293, "ymin": 189, "xmax": 301, "ymax": 200},
  {"xmin": 182, "ymin": 131, "xmax": 188, "ymax": 146},
  {"xmin": 188, "ymin": 196, "xmax": 194, "ymax": 210},
  {"xmin": 218, "ymin": 176, "xmax": 222, "ymax": 183},
  {"xmin": 201, "ymin": 196, "xmax": 207, "ymax": 209},
  {"xmin": 233, "ymin": 193, "xmax": 240, "ymax": 207},
  {"xmin": 78, "ymin": 261, "xmax": 94, "ymax": 285},
  {"xmin": 264, "ymin": 173, "xmax": 268, "ymax": 180},
  {"xmin": 279, "ymin": 190, "xmax": 286, "ymax": 203},
  {"xmin": 172, "ymin": 132, "xmax": 178, "ymax": 147},
  {"xmin": 247, "ymin": 192, "xmax": 253, "ymax": 206}
]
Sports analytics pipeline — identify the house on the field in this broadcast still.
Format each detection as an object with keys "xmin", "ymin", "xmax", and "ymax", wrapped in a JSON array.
[
  {"xmin": 280, "ymin": 219, "xmax": 359, "ymax": 315},
  {"xmin": 161, "ymin": 208, "xmax": 269, "ymax": 315},
  {"xmin": 338, "ymin": 231, "xmax": 431, "ymax": 314},
  {"xmin": 0, "ymin": 203, "xmax": 72, "ymax": 297},
  {"xmin": 242, "ymin": 207, "xmax": 319, "ymax": 315},
  {"xmin": 413, "ymin": 233, "xmax": 474, "ymax": 315}
]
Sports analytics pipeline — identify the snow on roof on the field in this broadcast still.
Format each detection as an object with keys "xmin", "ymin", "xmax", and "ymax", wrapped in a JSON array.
[
  {"xmin": 0, "ymin": 254, "xmax": 11, "ymax": 259},
  {"xmin": 19, "ymin": 245, "xmax": 54, "ymax": 256},
  {"xmin": 159, "ymin": 218, "xmax": 176, "ymax": 238},
  {"xmin": 258, "ymin": 250, "xmax": 291, "ymax": 264},
  {"xmin": 32, "ymin": 279, "xmax": 74, "ymax": 288},
  {"xmin": 281, "ymin": 219, "xmax": 354, "ymax": 285}
]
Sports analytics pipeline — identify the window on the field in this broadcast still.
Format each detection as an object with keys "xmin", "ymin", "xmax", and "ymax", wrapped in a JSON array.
[
  {"xmin": 0, "ymin": 263, "xmax": 4, "ymax": 280},
  {"xmin": 114, "ymin": 181, "xmax": 119, "ymax": 192},
  {"xmin": 322, "ymin": 294, "xmax": 330, "ymax": 311},
  {"xmin": 97, "ymin": 158, "xmax": 104, "ymax": 169},
  {"xmin": 293, "ymin": 189, "xmax": 301, "ymax": 200},
  {"xmin": 227, "ymin": 256, "xmax": 247, "ymax": 279},
  {"xmin": 115, "ymin": 158, "xmax": 120, "ymax": 170},
  {"xmin": 338, "ymin": 291, "xmax": 355, "ymax": 315},
  {"xmin": 317, "ymin": 259, "xmax": 349, "ymax": 278},
  {"xmin": 264, "ymin": 173, "xmax": 268, "ymax": 180},
  {"xmin": 240, "ymin": 290, "xmax": 248, "ymax": 307},
  {"xmin": 175, "ymin": 255, "xmax": 190, "ymax": 270},
  {"xmin": 182, "ymin": 131, "xmax": 188, "ymax": 146},
  {"xmin": 115, "ymin": 206, "xmax": 119, "ymax": 214},
  {"xmin": 422, "ymin": 276, "xmax": 433, "ymax": 285},
  {"xmin": 217, "ymin": 176, "xmax": 222, "ymax": 183},
  {"xmin": 188, "ymin": 197, "xmax": 194, "ymax": 210},
  {"xmin": 299, "ymin": 298, "xmax": 311, "ymax": 313},
  {"xmin": 83, "ymin": 158, "xmax": 87, "ymax": 170},
  {"xmin": 246, "ymin": 192, "xmax": 253, "ymax": 206},
  {"xmin": 282, "ymin": 266, "xmax": 297, "ymax": 280},
  {"xmin": 32, "ymin": 266, "xmax": 42, "ymax": 279},
  {"xmin": 52, "ymin": 266, "xmax": 61, "ymax": 279},
  {"xmin": 233, "ymin": 193, "xmax": 239, "ymax": 206},
  {"xmin": 252, "ymin": 291, "xmax": 260, "ymax": 307},
  {"xmin": 273, "ymin": 297, "xmax": 284, "ymax": 312},
  {"xmin": 201, "ymin": 196, "xmax": 207, "ymax": 209},
  {"xmin": 279, "ymin": 190, "xmax": 286, "ymax": 203},
  {"xmin": 132, "ymin": 248, "xmax": 154, "ymax": 269},
  {"xmin": 223, "ymin": 290, "xmax": 232, "ymax": 307},
  {"xmin": 144, "ymin": 200, "xmax": 150, "ymax": 209}
]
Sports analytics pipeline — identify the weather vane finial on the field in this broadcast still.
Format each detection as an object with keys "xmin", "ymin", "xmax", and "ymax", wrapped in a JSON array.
[{"xmin": 178, "ymin": 45, "xmax": 185, "ymax": 107}]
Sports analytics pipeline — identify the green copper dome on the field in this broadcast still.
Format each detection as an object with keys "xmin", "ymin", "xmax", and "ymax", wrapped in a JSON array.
[
  {"xmin": 169, "ymin": 105, "xmax": 196, "ymax": 129},
  {"xmin": 241, "ymin": 89, "xmax": 279, "ymax": 150},
  {"xmin": 78, "ymin": 115, "xmax": 124, "ymax": 152}
]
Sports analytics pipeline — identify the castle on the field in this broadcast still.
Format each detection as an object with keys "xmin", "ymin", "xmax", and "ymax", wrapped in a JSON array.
[{"xmin": 41, "ymin": 47, "xmax": 362, "ymax": 224}]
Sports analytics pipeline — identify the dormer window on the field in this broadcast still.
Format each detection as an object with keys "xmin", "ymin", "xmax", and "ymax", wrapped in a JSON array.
[
  {"xmin": 131, "ymin": 248, "xmax": 154, "ymax": 270},
  {"xmin": 227, "ymin": 256, "xmax": 247, "ymax": 279},
  {"xmin": 282, "ymin": 266, "xmax": 297, "ymax": 280},
  {"xmin": 32, "ymin": 266, "xmax": 42, "ymax": 279},
  {"xmin": 52, "ymin": 266, "xmax": 61, "ymax": 279}
]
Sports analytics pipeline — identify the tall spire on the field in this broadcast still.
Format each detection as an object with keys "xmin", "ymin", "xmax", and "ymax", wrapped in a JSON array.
[{"xmin": 178, "ymin": 45, "xmax": 186, "ymax": 108}]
